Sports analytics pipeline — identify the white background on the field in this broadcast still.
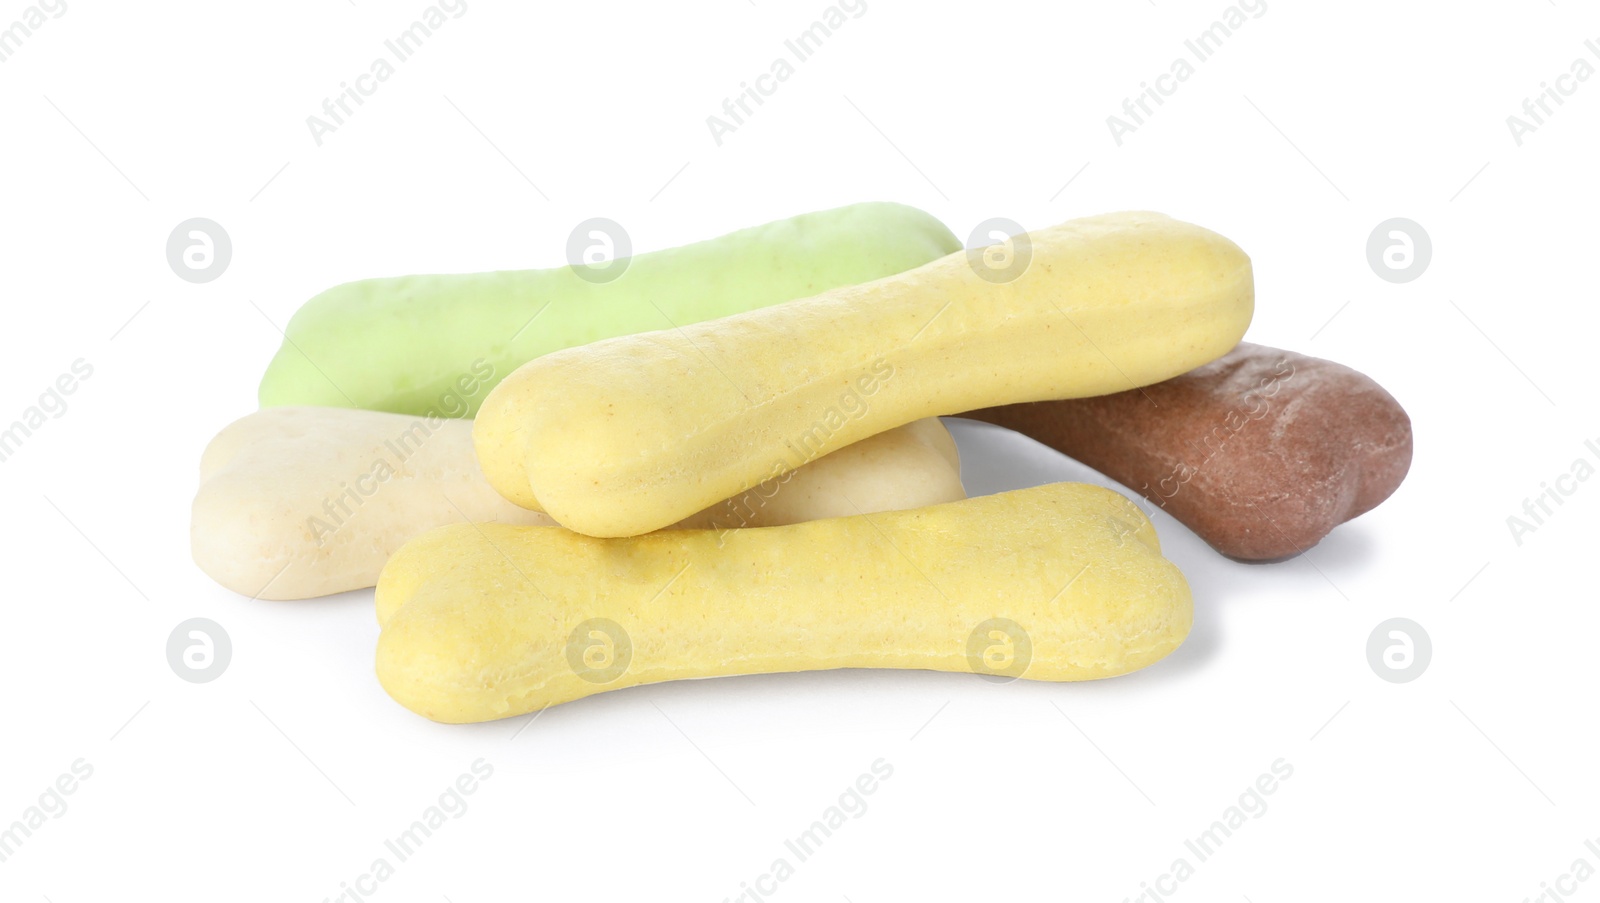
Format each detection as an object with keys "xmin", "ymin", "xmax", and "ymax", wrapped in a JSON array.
[{"xmin": 2, "ymin": 1, "xmax": 1597, "ymax": 900}]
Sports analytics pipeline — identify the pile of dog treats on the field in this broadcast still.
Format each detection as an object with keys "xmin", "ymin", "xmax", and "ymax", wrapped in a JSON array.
[{"xmin": 192, "ymin": 203, "xmax": 1411, "ymax": 723}]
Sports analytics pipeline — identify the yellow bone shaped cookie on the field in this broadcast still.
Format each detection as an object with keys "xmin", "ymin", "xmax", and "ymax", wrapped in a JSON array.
[
  {"xmin": 475, "ymin": 211, "xmax": 1253, "ymax": 536},
  {"xmin": 375, "ymin": 483, "xmax": 1192, "ymax": 723}
]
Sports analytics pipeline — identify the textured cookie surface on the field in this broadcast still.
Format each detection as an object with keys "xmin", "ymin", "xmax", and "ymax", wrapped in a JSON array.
[
  {"xmin": 259, "ymin": 202, "xmax": 962, "ymax": 416},
  {"xmin": 193, "ymin": 408, "xmax": 964, "ymax": 599},
  {"xmin": 476, "ymin": 211, "xmax": 1254, "ymax": 537},
  {"xmin": 376, "ymin": 483, "xmax": 1192, "ymax": 723},
  {"xmin": 966, "ymin": 343, "xmax": 1412, "ymax": 559}
]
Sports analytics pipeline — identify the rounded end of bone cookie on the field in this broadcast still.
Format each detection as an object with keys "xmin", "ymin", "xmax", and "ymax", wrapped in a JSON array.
[
  {"xmin": 470, "ymin": 395, "xmax": 544, "ymax": 511},
  {"xmin": 1207, "ymin": 347, "xmax": 1413, "ymax": 561},
  {"xmin": 376, "ymin": 619, "xmax": 477, "ymax": 724},
  {"xmin": 191, "ymin": 484, "xmax": 316, "ymax": 601},
  {"xmin": 1016, "ymin": 482, "xmax": 1192, "ymax": 679},
  {"xmin": 377, "ymin": 588, "xmax": 510, "ymax": 723},
  {"xmin": 377, "ymin": 576, "xmax": 574, "ymax": 724}
]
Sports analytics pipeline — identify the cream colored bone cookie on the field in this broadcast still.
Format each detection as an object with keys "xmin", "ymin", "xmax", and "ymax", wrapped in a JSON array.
[
  {"xmin": 375, "ymin": 482, "xmax": 1192, "ymax": 723},
  {"xmin": 192, "ymin": 407, "xmax": 964, "ymax": 600}
]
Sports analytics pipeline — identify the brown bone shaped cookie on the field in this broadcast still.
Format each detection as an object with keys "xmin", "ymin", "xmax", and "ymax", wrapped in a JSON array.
[{"xmin": 964, "ymin": 343, "xmax": 1412, "ymax": 560}]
